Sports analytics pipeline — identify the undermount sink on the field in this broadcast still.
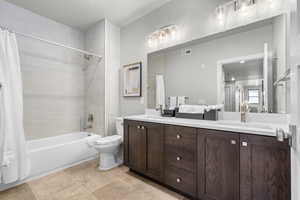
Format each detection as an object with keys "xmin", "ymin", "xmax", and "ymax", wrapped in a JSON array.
[
  {"xmin": 217, "ymin": 121, "xmax": 273, "ymax": 130},
  {"xmin": 143, "ymin": 115, "xmax": 165, "ymax": 119}
]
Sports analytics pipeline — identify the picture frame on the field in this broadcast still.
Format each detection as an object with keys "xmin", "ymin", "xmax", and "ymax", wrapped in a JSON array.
[{"xmin": 123, "ymin": 62, "xmax": 142, "ymax": 97}]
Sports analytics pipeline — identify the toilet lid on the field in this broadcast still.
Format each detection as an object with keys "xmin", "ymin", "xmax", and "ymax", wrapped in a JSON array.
[{"xmin": 95, "ymin": 135, "xmax": 122, "ymax": 145}]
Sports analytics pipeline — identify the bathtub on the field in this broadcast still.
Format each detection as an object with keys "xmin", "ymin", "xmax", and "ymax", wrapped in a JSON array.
[
  {"xmin": 27, "ymin": 132, "xmax": 98, "ymax": 178},
  {"xmin": 0, "ymin": 132, "xmax": 98, "ymax": 191}
]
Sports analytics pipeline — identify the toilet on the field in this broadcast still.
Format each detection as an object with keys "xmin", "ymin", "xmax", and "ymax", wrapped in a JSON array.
[{"xmin": 89, "ymin": 117, "xmax": 124, "ymax": 170}]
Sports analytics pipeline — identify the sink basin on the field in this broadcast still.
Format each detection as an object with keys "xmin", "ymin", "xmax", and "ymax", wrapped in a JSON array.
[
  {"xmin": 217, "ymin": 121, "xmax": 273, "ymax": 130},
  {"xmin": 142, "ymin": 115, "xmax": 165, "ymax": 119}
]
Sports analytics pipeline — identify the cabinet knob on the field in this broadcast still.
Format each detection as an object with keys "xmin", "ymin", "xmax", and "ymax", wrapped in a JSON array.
[
  {"xmin": 141, "ymin": 126, "xmax": 145, "ymax": 130},
  {"xmin": 176, "ymin": 178, "xmax": 181, "ymax": 183},
  {"xmin": 137, "ymin": 125, "xmax": 141, "ymax": 129},
  {"xmin": 242, "ymin": 141, "xmax": 248, "ymax": 147},
  {"xmin": 231, "ymin": 140, "xmax": 236, "ymax": 145},
  {"xmin": 176, "ymin": 156, "xmax": 181, "ymax": 161},
  {"xmin": 176, "ymin": 134, "xmax": 181, "ymax": 139}
]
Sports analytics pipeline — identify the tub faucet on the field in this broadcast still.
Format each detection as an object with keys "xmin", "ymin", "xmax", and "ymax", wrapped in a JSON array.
[
  {"xmin": 83, "ymin": 125, "xmax": 93, "ymax": 131},
  {"xmin": 80, "ymin": 114, "xmax": 94, "ymax": 131},
  {"xmin": 240, "ymin": 101, "xmax": 249, "ymax": 123}
]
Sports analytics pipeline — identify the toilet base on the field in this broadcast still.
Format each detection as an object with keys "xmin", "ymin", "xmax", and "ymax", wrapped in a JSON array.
[{"xmin": 98, "ymin": 152, "xmax": 123, "ymax": 171}]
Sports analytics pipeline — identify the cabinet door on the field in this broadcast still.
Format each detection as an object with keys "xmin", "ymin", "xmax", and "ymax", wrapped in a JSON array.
[
  {"xmin": 240, "ymin": 134, "xmax": 291, "ymax": 200},
  {"xmin": 144, "ymin": 122, "xmax": 164, "ymax": 180},
  {"xmin": 198, "ymin": 129, "xmax": 239, "ymax": 200},
  {"xmin": 126, "ymin": 121, "xmax": 147, "ymax": 172}
]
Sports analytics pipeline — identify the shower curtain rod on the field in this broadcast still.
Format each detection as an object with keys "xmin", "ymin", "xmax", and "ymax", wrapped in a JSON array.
[{"xmin": 0, "ymin": 26, "xmax": 103, "ymax": 60}]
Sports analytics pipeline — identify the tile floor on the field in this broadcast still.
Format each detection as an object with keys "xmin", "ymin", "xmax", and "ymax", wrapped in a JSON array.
[{"xmin": 0, "ymin": 160, "xmax": 189, "ymax": 200}]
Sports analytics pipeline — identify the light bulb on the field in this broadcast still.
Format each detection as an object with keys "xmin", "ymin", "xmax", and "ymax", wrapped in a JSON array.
[
  {"xmin": 148, "ymin": 38, "xmax": 153, "ymax": 47},
  {"xmin": 159, "ymin": 31, "xmax": 167, "ymax": 43},
  {"xmin": 216, "ymin": 6, "xmax": 225, "ymax": 21},
  {"xmin": 170, "ymin": 26, "xmax": 177, "ymax": 40},
  {"xmin": 240, "ymin": 3, "xmax": 247, "ymax": 11}
]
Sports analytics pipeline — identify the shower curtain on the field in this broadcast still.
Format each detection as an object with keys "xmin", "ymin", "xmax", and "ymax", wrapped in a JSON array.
[{"xmin": 0, "ymin": 29, "xmax": 29, "ymax": 184}]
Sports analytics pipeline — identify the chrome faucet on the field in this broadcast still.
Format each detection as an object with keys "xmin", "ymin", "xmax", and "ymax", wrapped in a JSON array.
[
  {"xmin": 156, "ymin": 105, "xmax": 164, "ymax": 115},
  {"xmin": 80, "ymin": 114, "xmax": 94, "ymax": 131},
  {"xmin": 82, "ymin": 124, "xmax": 93, "ymax": 131},
  {"xmin": 240, "ymin": 101, "xmax": 249, "ymax": 123}
]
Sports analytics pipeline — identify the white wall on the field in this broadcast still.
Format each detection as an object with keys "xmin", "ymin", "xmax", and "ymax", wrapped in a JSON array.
[
  {"xmin": 84, "ymin": 20, "xmax": 106, "ymax": 136},
  {"xmin": 148, "ymin": 24, "xmax": 273, "ymax": 108},
  {"xmin": 105, "ymin": 20, "xmax": 121, "ymax": 136},
  {"xmin": 0, "ymin": 1, "xmax": 86, "ymax": 140},
  {"xmin": 288, "ymin": 0, "xmax": 300, "ymax": 199},
  {"xmin": 120, "ymin": 0, "xmax": 286, "ymax": 116},
  {"xmin": 84, "ymin": 19, "xmax": 121, "ymax": 137}
]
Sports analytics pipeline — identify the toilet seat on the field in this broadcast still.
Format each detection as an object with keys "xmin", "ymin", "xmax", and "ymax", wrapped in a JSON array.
[{"xmin": 94, "ymin": 135, "xmax": 121, "ymax": 146}]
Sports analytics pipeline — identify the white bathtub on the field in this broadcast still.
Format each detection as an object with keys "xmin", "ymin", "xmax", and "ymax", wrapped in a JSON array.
[
  {"xmin": 0, "ymin": 132, "xmax": 98, "ymax": 191},
  {"xmin": 27, "ymin": 132, "xmax": 98, "ymax": 178}
]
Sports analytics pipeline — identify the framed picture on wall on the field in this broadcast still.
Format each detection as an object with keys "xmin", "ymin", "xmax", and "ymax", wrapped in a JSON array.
[{"xmin": 123, "ymin": 62, "xmax": 142, "ymax": 97}]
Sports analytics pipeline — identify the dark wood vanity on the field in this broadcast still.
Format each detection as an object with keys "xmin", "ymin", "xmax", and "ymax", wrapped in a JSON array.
[{"xmin": 124, "ymin": 120, "xmax": 291, "ymax": 200}]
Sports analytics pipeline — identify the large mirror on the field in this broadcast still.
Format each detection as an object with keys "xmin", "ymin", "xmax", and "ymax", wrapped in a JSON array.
[{"xmin": 147, "ymin": 14, "xmax": 289, "ymax": 114}]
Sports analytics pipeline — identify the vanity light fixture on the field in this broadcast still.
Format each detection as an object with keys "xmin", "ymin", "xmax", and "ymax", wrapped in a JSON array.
[
  {"xmin": 216, "ymin": 0, "xmax": 257, "ymax": 22},
  {"xmin": 147, "ymin": 25, "xmax": 178, "ymax": 48}
]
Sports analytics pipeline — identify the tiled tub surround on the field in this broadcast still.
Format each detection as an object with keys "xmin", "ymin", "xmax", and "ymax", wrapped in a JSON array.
[
  {"xmin": 0, "ymin": 1, "xmax": 87, "ymax": 140},
  {"xmin": 0, "ymin": 160, "xmax": 188, "ymax": 200}
]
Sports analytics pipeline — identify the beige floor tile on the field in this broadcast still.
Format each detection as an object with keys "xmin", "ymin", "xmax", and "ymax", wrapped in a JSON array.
[
  {"xmin": 1, "ymin": 160, "xmax": 188, "ymax": 200},
  {"xmin": 65, "ymin": 166, "xmax": 118, "ymax": 193},
  {"xmin": 28, "ymin": 171, "xmax": 78, "ymax": 200},
  {"xmin": 0, "ymin": 184, "xmax": 37, "ymax": 200},
  {"xmin": 92, "ymin": 179, "xmax": 136, "ymax": 200},
  {"xmin": 121, "ymin": 189, "xmax": 155, "ymax": 200},
  {"xmin": 51, "ymin": 184, "xmax": 97, "ymax": 200}
]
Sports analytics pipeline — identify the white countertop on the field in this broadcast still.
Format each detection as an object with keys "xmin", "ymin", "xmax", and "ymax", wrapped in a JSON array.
[{"xmin": 124, "ymin": 115, "xmax": 289, "ymax": 137}]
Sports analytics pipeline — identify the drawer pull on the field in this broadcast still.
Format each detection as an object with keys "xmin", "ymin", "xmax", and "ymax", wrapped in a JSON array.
[
  {"xmin": 231, "ymin": 140, "xmax": 236, "ymax": 145},
  {"xmin": 242, "ymin": 141, "xmax": 248, "ymax": 147},
  {"xmin": 176, "ymin": 178, "xmax": 181, "ymax": 183},
  {"xmin": 176, "ymin": 156, "xmax": 181, "ymax": 161},
  {"xmin": 176, "ymin": 134, "xmax": 181, "ymax": 139}
]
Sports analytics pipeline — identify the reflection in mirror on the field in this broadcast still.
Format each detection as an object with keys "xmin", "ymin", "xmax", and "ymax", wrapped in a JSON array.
[
  {"xmin": 147, "ymin": 14, "xmax": 289, "ymax": 114},
  {"xmin": 223, "ymin": 57, "xmax": 265, "ymax": 113}
]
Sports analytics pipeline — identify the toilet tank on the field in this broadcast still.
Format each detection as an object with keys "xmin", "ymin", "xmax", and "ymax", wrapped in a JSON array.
[{"xmin": 115, "ymin": 117, "xmax": 124, "ymax": 137}]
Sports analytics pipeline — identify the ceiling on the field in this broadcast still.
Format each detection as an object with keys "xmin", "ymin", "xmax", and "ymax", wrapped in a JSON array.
[{"xmin": 6, "ymin": 0, "xmax": 171, "ymax": 30}]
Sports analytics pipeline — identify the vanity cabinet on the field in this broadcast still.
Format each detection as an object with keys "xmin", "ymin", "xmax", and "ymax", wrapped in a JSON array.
[
  {"xmin": 240, "ymin": 134, "xmax": 291, "ymax": 200},
  {"xmin": 164, "ymin": 125, "xmax": 197, "ymax": 197},
  {"xmin": 124, "ymin": 120, "xmax": 146, "ymax": 171},
  {"xmin": 124, "ymin": 120, "xmax": 291, "ymax": 200},
  {"xmin": 197, "ymin": 129, "xmax": 240, "ymax": 200},
  {"xmin": 124, "ymin": 120, "xmax": 164, "ymax": 181}
]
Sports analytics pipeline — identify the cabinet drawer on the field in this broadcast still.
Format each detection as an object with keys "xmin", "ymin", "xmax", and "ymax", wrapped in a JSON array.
[
  {"xmin": 165, "ymin": 125, "xmax": 196, "ymax": 151},
  {"xmin": 165, "ymin": 148, "xmax": 195, "ymax": 172},
  {"xmin": 165, "ymin": 166, "xmax": 196, "ymax": 197}
]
